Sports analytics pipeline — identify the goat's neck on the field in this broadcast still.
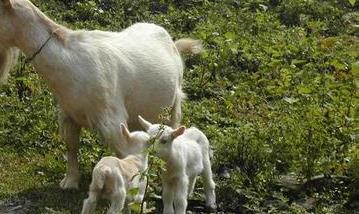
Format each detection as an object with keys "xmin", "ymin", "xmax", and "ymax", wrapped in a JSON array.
[
  {"xmin": 13, "ymin": 4, "xmax": 69, "ymax": 67},
  {"xmin": 161, "ymin": 144, "xmax": 176, "ymax": 161},
  {"xmin": 12, "ymin": 6, "xmax": 72, "ymax": 102},
  {"xmin": 16, "ymin": 28, "xmax": 52, "ymax": 61}
]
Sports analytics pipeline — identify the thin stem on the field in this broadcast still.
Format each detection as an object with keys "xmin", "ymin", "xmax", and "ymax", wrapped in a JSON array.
[{"xmin": 140, "ymin": 159, "xmax": 153, "ymax": 214}]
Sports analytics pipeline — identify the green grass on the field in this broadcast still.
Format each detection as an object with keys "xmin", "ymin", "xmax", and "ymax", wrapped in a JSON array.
[{"xmin": 1, "ymin": 0, "xmax": 358, "ymax": 213}]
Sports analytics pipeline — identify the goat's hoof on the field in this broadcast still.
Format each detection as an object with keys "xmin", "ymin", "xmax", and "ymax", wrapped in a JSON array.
[
  {"xmin": 205, "ymin": 204, "xmax": 217, "ymax": 213},
  {"xmin": 60, "ymin": 174, "xmax": 80, "ymax": 189},
  {"xmin": 106, "ymin": 210, "xmax": 118, "ymax": 214}
]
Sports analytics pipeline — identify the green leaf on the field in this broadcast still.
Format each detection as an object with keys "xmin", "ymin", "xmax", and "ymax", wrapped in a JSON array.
[
  {"xmin": 291, "ymin": 59, "xmax": 307, "ymax": 67},
  {"xmin": 352, "ymin": 61, "xmax": 359, "ymax": 77},
  {"xmin": 297, "ymin": 85, "xmax": 312, "ymax": 94},
  {"xmin": 354, "ymin": 79, "xmax": 359, "ymax": 88},
  {"xmin": 330, "ymin": 59, "xmax": 347, "ymax": 71},
  {"xmin": 128, "ymin": 202, "xmax": 141, "ymax": 214},
  {"xmin": 349, "ymin": 0, "xmax": 357, "ymax": 6},
  {"xmin": 128, "ymin": 187, "xmax": 139, "ymax": 196},
  {"xmin": 224, "ymin": 32, "xmax": 236, "ymax": 40},
  {"xmin": 283, "ymin": 97, "xmax": 299, "ymax": 104}
]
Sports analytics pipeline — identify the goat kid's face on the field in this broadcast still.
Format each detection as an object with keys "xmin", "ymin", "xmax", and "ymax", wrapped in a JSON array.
[
  {"xmin": 155, "ymin": 126, "xmax": 186, "ymax": 159},
  {"xmin": 120, "ymin": 123, "xmax": 150, "ymax": 156},
  {"xmin": 157, "ymin": 126, "xmax": 186, "ymax": 145},
  {"xmin": 138, "ymin": 115, "xmax": 186, "ymax": 155}
]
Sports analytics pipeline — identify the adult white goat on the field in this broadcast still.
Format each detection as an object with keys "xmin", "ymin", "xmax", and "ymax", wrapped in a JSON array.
[{"xmin": 0, "ymin": 0, "xmax": 202, "ymax": 189}]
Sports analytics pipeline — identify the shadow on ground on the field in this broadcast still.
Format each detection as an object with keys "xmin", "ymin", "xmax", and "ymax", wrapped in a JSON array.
[{"xmin": 0, "ymin": 184, "xmax": 92, "ymax": 214}]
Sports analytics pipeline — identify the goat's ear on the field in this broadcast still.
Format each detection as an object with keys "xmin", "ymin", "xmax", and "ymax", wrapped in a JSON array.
[
  {"xmin": 120, "ymin": 123, "xmax": 131, "ymax": 141},
  {"xmin": 171, "ymin": 126, "xmax": 186, "ymax": 138},
  {"xmin": 2, "ymin": 0, "xmax": 13, "ymax": 8},
  {"xmin": 138, "ymin": 115, "xmax": 152, "ymax": 131}
]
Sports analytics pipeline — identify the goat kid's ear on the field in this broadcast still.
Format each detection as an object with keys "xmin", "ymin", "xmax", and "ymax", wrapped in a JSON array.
[
  {"xmin": 138, "ymin": 115, "xmax": 152, "ymax": 131},
  {"xmin": 2, "ymin": 0, "xmax": 13, "ymax": 8},
  {"xmin": 171, "ymin": 126, "xmax": 186, "ymax": 139},
  {"xmin": 120, "ymin": 123, "xmax": 131, "ymax": 141}
]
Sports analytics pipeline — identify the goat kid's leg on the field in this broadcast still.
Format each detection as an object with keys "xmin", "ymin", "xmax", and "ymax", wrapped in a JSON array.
[
  {"xmin": 134, "ymin": 177, "xmax": 147, "ymax": 203},
  {"xmin": 122, "ymin": 200, "xmax": 134, "ymax": 214},
  {"xmin": 202, "ymin": 157, "xmax": 216, "ymax": 210},
  {"xmin": 59, "ymin": 113, "xmax": 81, "ymax": 189},
  {"xmin": 188, "ymin": 176, "xmax": 197, "ymax": 197},
  {"xmin": 162, "ymin": 179, "xmax": 175, "ymax": 214},
  {"xmin": 173, "ymin": 177, "xmax": 189, "ymax": 214},
  {"xmin": 107, "ymin": 189, "xmax": 126, "ymax": 214},
  {"xmin": 81, "ymin": 192, "xmax": 98, "ymax": 214}
]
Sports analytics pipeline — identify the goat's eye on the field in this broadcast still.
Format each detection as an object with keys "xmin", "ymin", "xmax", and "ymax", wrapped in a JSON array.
[{"xmin": 159, "ymin": 137, "xmax": 172, "ymax": 144}]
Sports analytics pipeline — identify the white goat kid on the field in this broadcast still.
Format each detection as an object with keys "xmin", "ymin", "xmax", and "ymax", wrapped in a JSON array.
[
  {"xmin": 0, "ymin": 0, "xmax": 202, "ymax": 189},
  {"xmin": 138, "ymin": 116, "xmax": 216, "ymax": 214},
  {"xmin": 82, "ymin": 124, "xmax": 150, "ymax": 214}
]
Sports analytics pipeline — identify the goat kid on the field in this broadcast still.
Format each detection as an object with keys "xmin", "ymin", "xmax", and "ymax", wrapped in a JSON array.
[
  {"xmin": 81, "ymin": 124, "xmax": 150, "ymax": 214},
  {"xmin": 138, "ymin": 116, "xmax": 216, "ymax": 214}
]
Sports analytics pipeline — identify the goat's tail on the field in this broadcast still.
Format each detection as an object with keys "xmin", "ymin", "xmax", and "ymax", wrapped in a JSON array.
[
  {"xmin": 92, "ymin": 165, "xmax": 111, "ymax": 190},
  {"xmin": 175, "ymin": 38, "xmax": 203, "ymax": 55}
]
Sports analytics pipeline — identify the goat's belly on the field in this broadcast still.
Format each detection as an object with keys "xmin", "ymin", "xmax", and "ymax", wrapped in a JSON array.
[
  {"xmin": 126, "ymin": 89, "xmax": 175, "ymax": 121},
  {"xmin": 61, "ymin": 103, "xmax": 96, "ymax": 127},
  {"xmin": 187, "ymin": 162, "xmax": 204, "ymax": 177},
  {"xmin": 125, "ymin": 84, "xmax": 176, "ymax": 125},
  {"xmin": 58, "ymin": 93, "xmax": 110, "ymax": 127}
]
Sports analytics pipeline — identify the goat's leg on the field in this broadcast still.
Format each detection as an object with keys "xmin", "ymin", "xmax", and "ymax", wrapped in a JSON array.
[
  {"xmin": 162, "ymin": 179, "xmax": 175, "ymax": 214},
  {"xmin": 188, "ymin": 176, "xmax": 197, "ymax": 197},
  {"xmin": 59, "ymin": 112, "xmax": 81, "ymax": 189},
  {"xmin": 122, "ymin": 200, "xmax": 132, "ymax": 214},
  {"xmin": 173, "ymin": 176, "xmax": 189, "ymax": 214},
  {"xmin": 202, "ymin": 156, "xmax": 216, "ymax": 210},
  {"xmin": 81, "ymin": 191, "xmax": 98, "ymax": 214},
  {"xmin": 136, "ymin": 177, "xmax": 147, "ymax": 203},
  {"xmin": 107, "ymin": 189, "xmax": 126, "ymax": 214}
]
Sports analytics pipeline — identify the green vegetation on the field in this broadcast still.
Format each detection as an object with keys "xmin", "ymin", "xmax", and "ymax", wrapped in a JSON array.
[{"xmin": 0, "ymin": 0, "xmax": 358, "ymax": 213}]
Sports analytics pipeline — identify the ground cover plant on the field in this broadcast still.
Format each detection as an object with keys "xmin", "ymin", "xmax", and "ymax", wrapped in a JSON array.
[{"xmin": 0, "ymin": 0, "xmax": 358, "ymax": 213}]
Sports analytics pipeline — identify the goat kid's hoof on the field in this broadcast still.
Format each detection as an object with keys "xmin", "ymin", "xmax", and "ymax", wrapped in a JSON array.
[{"xmin": 60, "ymin": 174, "xmax": 80, "ymax": 189}]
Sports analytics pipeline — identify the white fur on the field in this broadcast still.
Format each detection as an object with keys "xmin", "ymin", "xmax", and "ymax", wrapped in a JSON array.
[
  {"xmin": 0, "ymin": 45, "xmax": 19, "ymax": 83},
  {"xmin": 81, "ymin": 125, "xmax": 150, "ymax": 214},
  {"xmin": 138, "ymin": 116, "xmax": 216, "ymax": 214},
  {"xmin": 0, "ymin": 0, "xmax": 202, "ymax": 189}
]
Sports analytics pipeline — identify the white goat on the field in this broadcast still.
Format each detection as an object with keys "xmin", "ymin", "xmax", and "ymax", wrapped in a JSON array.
[
  {"xmin": 82, "ymin": 124, "xmax": 150, "ymax": 214},
  {"xmin": 138, "ymin": 116, "xmax": 216, "ymax": 214},
  {"xmin": 0, "ymin": 0, "xmax": 202, "ymax": 189}
]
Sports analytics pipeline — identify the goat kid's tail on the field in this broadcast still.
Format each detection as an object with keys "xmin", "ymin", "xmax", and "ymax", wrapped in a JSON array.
[
  {"xmin": 175, "ymin": 38, "xmax": 203, "ymax": 55},
  {"xmin": 92, "ymin": 166, "xmax": 111, "ymax": 190}
]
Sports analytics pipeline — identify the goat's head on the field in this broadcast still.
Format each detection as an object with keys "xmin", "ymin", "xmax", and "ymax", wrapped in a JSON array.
[
  {"xmin": 0, "ymin": 0, "xmax": 18, "ymax": 44},
  {"xmin": 119, "ymin": 123, "xmax": 150, "ymax": 157},
  {"xmin": 138, "ymin": 115, "xmax": 186, "ymax": 157},
  {"xmin": 0, "ymin": 0, "xmax": 39, "ymax": 45}
]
